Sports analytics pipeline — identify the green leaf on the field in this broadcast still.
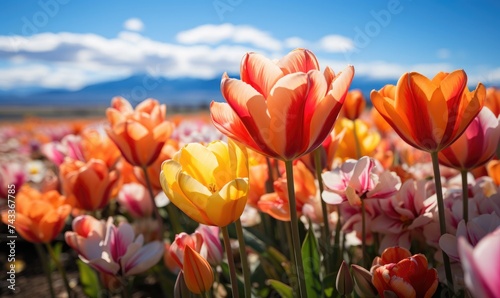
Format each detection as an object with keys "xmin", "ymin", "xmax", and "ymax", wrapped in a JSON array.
[
  {"xmin": 267, "ymin": 279, "xmax": 293, "ymax": 298},
  {"xmin": 77, "ymin": 260, "xmax": 101, "ymax": 298},
  {"xmin": 49, "ymin": 242, "xmax": 63, "ymax": 271},
  {"xmin": 301, "ymin": 225, "xmax": 322, "ymax": 297},
  {"xmin": 322, "ymin": 272, "xmax": 338, "ymax": 298}
]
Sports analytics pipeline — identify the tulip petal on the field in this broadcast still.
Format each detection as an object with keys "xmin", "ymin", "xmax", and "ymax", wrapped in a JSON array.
[
  {"xmin": 205, "ymin": 178, "xmax": 248, "ymax": 227},
  {"xmin": 210, "ymin": 101, "xmax": 276, "ymax": 156},
  {"xmin": 160, "ymin": 161, "xmax": 209, "ymax": 225},
  {"xmin": 308, "ymin": 66, "xmax": 354, "ymax": 151},
  {"xmin": 389, "ymin": 276, "xmax": 416, "ymax": 298},
  {"xmin": 380, "ymin": 247, "xmax": 411, "ymax": 264},
  {"xmin": 277, "ymin": 48, "xmax": 320, "ymax": 74},
  {"xmin": 240, "ymin": 54, "xmax": 284, "ymax": 98},
  {"xmin": 177, "ymin": 143, "xmax": 219, "ymax": 187},
  {"xmin": 178, "ymin": 172, "xmax": 212, "ymax": 205},
  {"xmin": 267, "ymin": 72, "xmax": 309, "ymax": 159},
  {"xmin": 123, "ymin": 241, "xmax": 164, "ymax": 276}
]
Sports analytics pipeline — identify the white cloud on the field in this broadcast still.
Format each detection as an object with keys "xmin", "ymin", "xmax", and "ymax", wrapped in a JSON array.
[
  {"xmin": 123, "ymin": 18, "xmax": 144, "ymax": 32},
  {"xmin": 176, "ymin": 23, "xmax": 282, "ymax": 51},
  {"xmin": 0, "ymin": 23, "xmax": 499, "ymax": 91},
  {"xmin": 437, "ymin": 48, "xmax": 450, "ymax": 59},
  {"xmin": 321, "ymin": 59, "xmax": 454, "ymax": 81},
  {"xmin": 284, "ymin": 37, "xmax": 308, "ymax": 49},
  {"xmin": 318, "ymin": 35, "xmax": 355, "ymax": 53}
]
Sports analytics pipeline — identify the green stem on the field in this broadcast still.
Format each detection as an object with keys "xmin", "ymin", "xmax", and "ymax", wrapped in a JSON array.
[
  {"xmin": 35, "ymin": 243, "xmax": 56, "ymax": 298},
  {"xmin": 235, "ymin": 219, "xmax": 251, "ymax": 298},
  {"xmin": 430, "ymin": 151, "xmax": 454, "ymax": 292},
  {"xmin": 461, "ymin": 169, "xmax": 469, "ymax": 223},
  {"xmin": 202, "ymin": 290, "xmax": 211, "ymax": 298},
  {"xmin": 141, "ymin": 166, "xmax": 164, "ymax": 238},
  {"xmin": 360, "ymin": 199, "xmax": 368, "ymax": 268},
  {"xmin": 285, "ymin": 160, "xmax": 308, "ymax": 298},
  {"xmin": 45, "ymin": 243, "xmax": 73, "ymax": 297},
  {"xmin": 313, "ymin": 148, "xmax": 332, "ymax": 274},
  {"xmin": 352, "ymin": 120, "xmax": 362, "ymax": 159},
  {"xmin": 221, "ymin": 226, "xmax": 239, "ymax": 298},
  {"xmin": 265, "ymin": 157, "xmax": 275, "ymax": 193},
  {"xmin": 284, "ymin": 221, "xmax": 297, "ymax": 292},
  {"xmin": 333, "ymin": 205, "xmax": 343, "ymax": 270}
]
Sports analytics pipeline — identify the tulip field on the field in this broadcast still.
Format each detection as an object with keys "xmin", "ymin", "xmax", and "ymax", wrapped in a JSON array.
[{"xmin": 1, "ymin": 49, "xmax": 500, "ymax": 298}]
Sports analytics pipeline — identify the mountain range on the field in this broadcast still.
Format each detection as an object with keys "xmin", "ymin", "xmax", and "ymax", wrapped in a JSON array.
[{"xmin": 0, "ymin": 74, "xmax": 393, "ymax": 109}]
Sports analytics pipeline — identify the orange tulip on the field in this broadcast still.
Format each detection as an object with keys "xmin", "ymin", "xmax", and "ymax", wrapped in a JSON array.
[
  {"xmin": 371, "ymin": 70, "xmax": 485, "ymax": 152},
  {"xmin": 487, "ymin": 160, "xmax": 500, "ymax": 186},
  {"xmin": 60, "ymin": 158, "xmax": 120, "ymax": 211},
  {"xmin": 372, "ymin": 247, "xmax": 438, "ymax": 298},
  {"xmin": 81, "ymin": 129, "xmax": 121, "ymax": 169},
  {"xmin": 258, "ymin": 161, "xmax": 316, "ymax": 221},
  {"xmin": 341, "ymin": 89, "xmax": 366, "ymax": 120},
  {"xmin": 370, "ymin": 107, "xmax": 393, "ymax": 135},
  {"xmin": 485, "ymin": 87, "xmax": 500, "ymax": 116},
  {"xmin": 106, "ymin": 97, "xmax": 174, "ymax": 167},
  {"xmin": 1, "ymin": 186, "xmax": 71, "ymax": 243},
  {"xmin": 183, "ymin": 245, "xmax": 214, "ymax": 294},
  {"xmin": 211, "ymin": 49, "xmax": 354, "ymax": 161},
  {"xmin": 134, "ymin": 140, "xmax": 179, "ymax": 194}
]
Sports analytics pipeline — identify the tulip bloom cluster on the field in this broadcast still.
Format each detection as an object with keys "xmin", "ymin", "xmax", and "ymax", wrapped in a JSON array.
[{"xmin": 3, "ymin": 47, "xmax": 500, "ymax": 298}]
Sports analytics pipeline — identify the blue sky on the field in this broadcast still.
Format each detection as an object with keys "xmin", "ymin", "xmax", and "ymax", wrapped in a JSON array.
[{"xmin": 0, "ymin": 0, "xmax": 499, "ymax": 91}]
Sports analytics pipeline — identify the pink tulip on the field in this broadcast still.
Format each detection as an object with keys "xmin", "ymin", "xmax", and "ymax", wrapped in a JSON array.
[
  {"xmin": 322, "ymin": 156, "xmax": 400, "ymax": 206},
  {"xmin": 440, "ymin": 214, "xmax": 500, "ymax": 262},
  {"xmin": 439, "ymin": 107, "xmax": 500, "ymax": 171},
  {"xmin": 117, "ymin": 183, "xmax": 153, "ymax": 218},
  {"xmin": 372, "ymin": 179, "xmax": 436, "ymax": 252},
  {"xmin": 41, "ymin": 134, "xmax": 85, "ymax": 166},
  {"xmin": 0, "ymin": 162, "xmax": 26, "ymax": 199},
  {"xmin": 458, "ymin": 229, "xmax": 500, "ymax": 298},
  {"xmin": 196, "ymin": 225, "xmax": 223, "ymax": 266},
  {"xmin": 65, "ymin": 216, "xmax": 164, "ymax": 276}
]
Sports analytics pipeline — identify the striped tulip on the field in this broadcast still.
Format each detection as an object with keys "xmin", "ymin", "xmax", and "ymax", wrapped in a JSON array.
[
  {"xmin": 438, "ymin": 107, "xmax": 500, "ymax": 170},
  {"xmin": 210, "ymin": 48, "xmax": 354, "ymax": 161}
]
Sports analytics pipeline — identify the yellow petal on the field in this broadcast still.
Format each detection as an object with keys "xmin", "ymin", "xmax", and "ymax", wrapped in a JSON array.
[
  {"xmin": 177, "ymin": 144, "xmax": 219, "ymax": 187},
  {"xmin": 205, "ymin": 178, "xmax": 248, "ymax": 227},
  {"xmin": 160, "ymin": 161, "xmax": 209, "ymax": 225}
]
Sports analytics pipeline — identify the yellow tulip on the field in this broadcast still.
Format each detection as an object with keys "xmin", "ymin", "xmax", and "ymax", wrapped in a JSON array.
[
  {"xmin": 334, "ymin": 118, "xmax": 381, "ymax": 160},
  {"xmin": 160, "ymin": 139, "xmax": 249, "ymax": 227}
]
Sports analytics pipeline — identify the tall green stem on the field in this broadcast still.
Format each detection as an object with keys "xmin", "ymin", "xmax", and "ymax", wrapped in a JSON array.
[
  {"xmin": 35, "ymin": 243, "xmax": 55, "ymax": 298},
  {"xmin": 333, "ymin": 205, "xmax": 343, "ymax": 271},
  {"xmin": 360, "ymin": 199, "xmax": 368, "ymax": 268},
  {"xmin": 284, "ymin": 221, "xmax": 297, "ymax": 291},
  {"xmin": 352, "ymin": 120, "xmax": 362, "ymax": 159},
  {"xmin": 221, "ymin": 226, "xmax": 239, "ymax": 298},
  {"xmin": 461, "ymin": 170, "xmax": 469, "ymax": 223},
  {"xmin": 313, "ymin": 148, "xmax": 332, "ymax": 274},
  {"xmin": 285, "ymin": 160, "xmax": 308, "ymax": 298},
  {"xmin": 430, "ymin": 152, "xmax": 454, "ymax": 291},
  {"xmin": 46, "ymin": 243, "xmax": 73, "ymax": 297},
  {"xmin": 235, "ymin": 219, "xmax": 251, "ymax": 298}
]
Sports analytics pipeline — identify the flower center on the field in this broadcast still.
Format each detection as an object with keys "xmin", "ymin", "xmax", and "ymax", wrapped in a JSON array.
[{"xmin": 208, "ymin": 183, "xmax": 218, "ymax": 193}]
